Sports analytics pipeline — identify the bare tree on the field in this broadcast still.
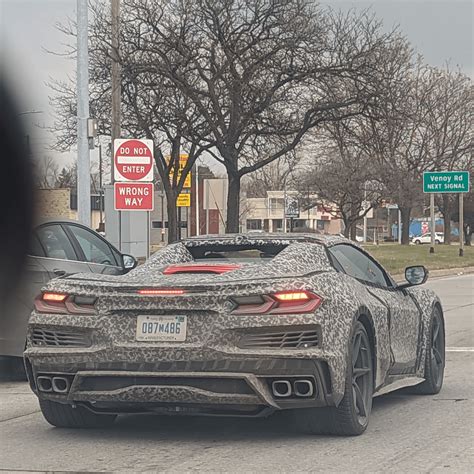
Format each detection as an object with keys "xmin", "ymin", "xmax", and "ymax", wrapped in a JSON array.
[
  {"xmin": 426, "ymin": 68, "xmax": 473, "ymax": 243},
  {"xmin": 242, "ymin": 155, "xmax": 297, "ymax": 198},
  {"xmin": 296, "ymin": 121, "xmax": 382, "ymax": 239},
  {"xmin": 354, "ymin": 59, "xmax": 448, "ymax": 244},
  {"xmin": 34, "ymin": 155, "xmax": 59, "ymax": 189},
  {"xmin": 48, "ymin": 1, "xmax": 212, "ymax": 242},
  {"xmin": 123, "ymin": 0, "xmax": 408, "ymax": 232}
]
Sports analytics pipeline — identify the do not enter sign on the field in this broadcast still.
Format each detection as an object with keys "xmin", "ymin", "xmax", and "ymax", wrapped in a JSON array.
[{"xmin": 114, "ymin": 138, "xmax": 154, "ymax": 182}]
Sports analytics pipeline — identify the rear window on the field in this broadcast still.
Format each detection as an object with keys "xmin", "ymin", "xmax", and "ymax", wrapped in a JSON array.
[{"xmin": 186, "ymin": 243, "xmax": 287, "ymax": 262}]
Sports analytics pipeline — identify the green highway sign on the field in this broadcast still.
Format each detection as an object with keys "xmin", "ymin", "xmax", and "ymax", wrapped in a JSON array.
[{"xmin": 423, "ymin": 171, "xmax": 470, "ymax": 193}]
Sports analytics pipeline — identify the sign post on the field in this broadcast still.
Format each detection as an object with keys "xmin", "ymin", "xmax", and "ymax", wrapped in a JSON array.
[
  {"xmin": 423, "ymin": 171, "xmax": 470, "ymax": 257},
  {"xmin": 459, "ymin": 193, "xmax": 464, "ymax": 257},
  {"xmin": 430, "ymin": 193, "xmax": 435, "ymax": 254},
  {"xmin": 114, "ymin": 138, "xmax": 154, "ymax": 257}
]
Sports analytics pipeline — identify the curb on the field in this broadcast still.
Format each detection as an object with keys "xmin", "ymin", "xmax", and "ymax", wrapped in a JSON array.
[{"xmin": 393, "ymin": 266, "xmax": 474, "ymax": 283}]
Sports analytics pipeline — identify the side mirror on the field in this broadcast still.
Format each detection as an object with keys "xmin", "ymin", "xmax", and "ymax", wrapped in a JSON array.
[
  {"xmin": 399, "ymin": 265, "xmax": 428, "ymax": 289},
  {"xmin": 122, "ymin": 254, "xmax": 138, "ymax": 272}
]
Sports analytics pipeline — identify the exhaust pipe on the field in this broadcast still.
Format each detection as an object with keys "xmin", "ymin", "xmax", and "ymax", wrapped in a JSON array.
[
  {"xmin": 52, "ymin": 376, "xmax": 70, "ymax": 394},
  {"xmin": 271, "ymin": 380, "xmax": 292, "ymax": 397},
  {"xmin": 293, "ymin": 379, "xmax": 314, "ymax": 397},
  {"xmin": 37, "ymin": 376, "xmax": 53, "ymax": 392}
]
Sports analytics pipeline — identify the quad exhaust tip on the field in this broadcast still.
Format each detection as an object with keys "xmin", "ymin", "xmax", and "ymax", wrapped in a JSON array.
[
  {"xmin": 37, "ymin": 376, "xmax": 53, "ymax": 393},
  {"xmin": 271, "ymin": 379, "xmax": 315, "ymax": 398},
  {"xmin": 37, "ymin": 375, "xmax": 71, "ymax": 394},
  {"xmin": 52, "ymin": 376, "xmax": 70, "ymax": 393},
  {"xmin": 294, "ymin": 379, "xmax": 314, "ymax": 397},
  {"xmin": 272, "ymin": 380, "xmax": 292, "ymax": 397}
]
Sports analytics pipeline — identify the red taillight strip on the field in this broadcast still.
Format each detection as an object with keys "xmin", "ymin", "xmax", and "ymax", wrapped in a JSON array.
[
  {"xmin": 34, "ymin": 293, "xmax": 96, "ymax": 315},
  {"xmin": 137, "ymin": 288, "xmax": 186, "ymax": 295},
  {"xmin": 163, "ymin": 264, "xmax": 241, "ymax": 275}
]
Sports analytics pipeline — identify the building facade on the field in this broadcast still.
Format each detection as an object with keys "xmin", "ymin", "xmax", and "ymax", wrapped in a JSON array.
[{"xmin": 245, "ymin": 191, "xmax": 342, "ymax": 234}]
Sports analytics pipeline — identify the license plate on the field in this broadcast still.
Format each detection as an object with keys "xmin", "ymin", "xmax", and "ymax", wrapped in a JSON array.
[{"xmin": 136, "ymin": 315, "xmax": 187, "ymax": 342}]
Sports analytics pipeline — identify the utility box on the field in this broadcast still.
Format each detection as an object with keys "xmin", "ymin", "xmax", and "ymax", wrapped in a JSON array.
[{"xmin": 104, "ymin": 185, "xmax": 148, "ymax": 258}]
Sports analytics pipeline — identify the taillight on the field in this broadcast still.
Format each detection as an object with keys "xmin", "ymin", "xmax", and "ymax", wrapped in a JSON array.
[
  {"xmin": 232, "ymin": 290, "xmax": 322, "ymax": 315},
  {"xmin": 137, "ymin": 288, "xmax": 186, "ymax": 295},
  {"xmin": 34, "ymin": 293, "xmax": 96, "ymax": 314}
]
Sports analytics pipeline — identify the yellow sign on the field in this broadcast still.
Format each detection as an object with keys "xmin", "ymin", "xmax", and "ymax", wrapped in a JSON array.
[
  {"xmin": 168, "ymin": 154, "xmax": 192, "ymax": 189},
  {"xmin": 177, "ymin": 192, "xmax": 191, "ymax": 207}
]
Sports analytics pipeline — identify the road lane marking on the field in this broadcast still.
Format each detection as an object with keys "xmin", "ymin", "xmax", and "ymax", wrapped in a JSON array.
[
  {"xmin": 444, "ymin": 303, "xmax": 473, "ymax": 312},
  {"xmin": 446, "ymin": 347, "xmax": 474, "ymax": 352}
]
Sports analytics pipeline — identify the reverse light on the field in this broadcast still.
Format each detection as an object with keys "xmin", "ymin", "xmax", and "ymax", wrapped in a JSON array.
[
  {"xmin": 42, "ymin": 292, "xmax": 67, "ymax": 302},
  {"xmin": 273, "ymin": 291, "xmax": 311, "ymax": 302},
  {"xmin": 137, "ymin": 288, "xmax": 186, "ymax": 296},
  {"xmin": 232, "ymin": 290, "xmax": 322, "ymax": 315}
]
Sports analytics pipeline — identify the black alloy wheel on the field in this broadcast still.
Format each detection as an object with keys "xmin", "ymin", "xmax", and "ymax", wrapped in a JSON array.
[
  {"xmin": 410, "ymin": 305, "xmax": 445, "ymax": 395},
  {"xmin": 429, "ymin": 308, "xmax": 445, "ymax": 388},
  {"xmin": 351, "ymin": 326, "xmax": 373, "ymax": 425}
]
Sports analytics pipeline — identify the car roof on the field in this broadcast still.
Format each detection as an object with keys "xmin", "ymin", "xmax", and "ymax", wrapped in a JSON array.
[
  {"xmin": 34, "ymin": 217, "xmax": 86, "ymax": 227},
  {"xmin": 182, "ymin": 232, "xmax": 354, "ymax": 248}
]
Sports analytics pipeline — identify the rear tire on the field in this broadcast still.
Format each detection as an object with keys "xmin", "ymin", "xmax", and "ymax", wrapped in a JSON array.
[
  {"xmin": 296, "ymin": 321, "xmax": 374, "ymax": 436},
  {"xmin": 39, "ymin": 399, "xmax": 116, "ymax": 428},
  {"xmin": 410, "ymin": 305, "xmax": 445, "ymax": 395}
]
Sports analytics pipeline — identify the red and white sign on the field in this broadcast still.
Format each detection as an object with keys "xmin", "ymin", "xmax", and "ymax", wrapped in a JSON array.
[
  {"xmin": 114, "ymin": 138, "xmax": 154, "ymax": 182},
  {"xmin": 114, "ymin": 183, "xmax": 154, "ymax": 211}
]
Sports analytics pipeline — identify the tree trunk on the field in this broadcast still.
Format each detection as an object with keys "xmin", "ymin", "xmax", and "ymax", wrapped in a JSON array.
[
  {"xmin": 350, "ymin": 221, "xmax": 357, "ymax": 241},
  {"xmin": 442, "ymin": 194, "xmax": 452, "ymax": 244},
  {"xmin": 167, "ymin": 191, "xmax": 179, "ymax": 243},
  {"xmin": 226, "ymin": 173, "xmax": 241, "ymax": 233},
  {"xmin": 399, "ymin": 206, "xmax": 411, "ymax": 245},
  {"xmin": 342, "ymin": 215, "xmax": 350, "ymax": 238}
]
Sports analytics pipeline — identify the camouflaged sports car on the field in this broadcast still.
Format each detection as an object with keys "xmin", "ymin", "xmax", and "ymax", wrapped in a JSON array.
[{"xmin": 24, "ymin": 233, "xmax": 445, "ymax": 435}]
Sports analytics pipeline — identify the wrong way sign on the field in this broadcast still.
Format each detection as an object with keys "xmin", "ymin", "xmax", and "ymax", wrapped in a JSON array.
[
  {"xmin": 114, "ymin": 183, "xmax": 154, "ymax": 211},
  {"xmin": 114, "ymin": 138, "xmax": 154, "ymax": 182}
]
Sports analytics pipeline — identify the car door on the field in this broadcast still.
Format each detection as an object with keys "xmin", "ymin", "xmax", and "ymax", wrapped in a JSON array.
[
  {"xmin": 329, "ymin": 244, "xmax": 421, "ymax": 374},
  {"xmin": 64, "ymin": 223, "xmax": 125, "ymax": 275},
  {"xmin": 35, "ymin": 223, "xmax": 92, "ymax": 278}
]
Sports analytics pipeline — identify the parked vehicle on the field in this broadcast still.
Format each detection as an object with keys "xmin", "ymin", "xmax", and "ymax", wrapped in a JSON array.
[
  {"xmin": 25, "ymin": 233, "xmax": 444, "ymax": 435},
  {"xmin": 0, "ymin": 218, "xmax": 137, "ymax": 358},
  {"xmin": 412, "ymin": 232, "xmax": 444, "ymax": 245}
]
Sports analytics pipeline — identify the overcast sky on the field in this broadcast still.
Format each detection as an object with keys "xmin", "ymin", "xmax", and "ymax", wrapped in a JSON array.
[{"xmin": 0, "ymin": 0, "xmax": 472, "ymax": 168}]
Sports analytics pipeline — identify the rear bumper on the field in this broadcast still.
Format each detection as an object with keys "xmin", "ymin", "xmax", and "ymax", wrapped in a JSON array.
[{"xmin": 24, "ymin": 356, "xmax": 335, "ymax": 416}]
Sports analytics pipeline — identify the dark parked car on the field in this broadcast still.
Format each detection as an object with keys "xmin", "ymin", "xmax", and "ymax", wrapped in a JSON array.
[
  {"xmin": 25, "ymin": 233, "xmax": 444, "ymax": 435},
  {"xmin": 0, "ymin": 218, "xmax": 137, "ymax": 359}
]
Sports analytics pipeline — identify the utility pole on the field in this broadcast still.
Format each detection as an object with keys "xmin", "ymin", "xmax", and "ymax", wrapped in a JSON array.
[
  {"xmin": 77, "ymin": 0, "xmax": 91, "ymax": 226},
  {"xmin": 196, "ymin": 165, "xmax": 200, "ymax": 235},
  {"xmin": 98, "ymin": 143, "xmax": 103, "ymax": 228},
  {"xmin": 111, "ymin": 0, "xmax": 121, "ymax": 248},
  {"xmin": 111, "ymin": 0, "xmax": 121, "ymax": 154}
]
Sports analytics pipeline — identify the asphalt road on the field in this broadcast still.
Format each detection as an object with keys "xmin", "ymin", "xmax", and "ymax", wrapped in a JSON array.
[{"xmin": 1, "ymin": 274, "xmax": 472, "ymax": 473}]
